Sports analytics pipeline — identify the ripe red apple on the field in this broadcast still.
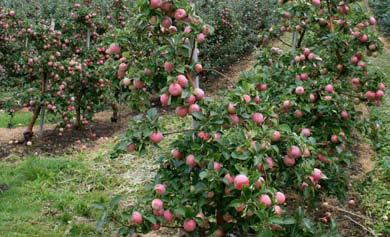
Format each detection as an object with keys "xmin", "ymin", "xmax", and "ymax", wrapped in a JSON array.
[
  {"xmin": 224, "ymin": 173, "xmax": 234, "ymax": 184},
  {"xmin": 324, "ymin": 84, "xmax": 334, "ymax": 93},
  {"xmin": 185, "ymin": 95, "xmax": 196, "ymax": 105},
  {"xmin": 133, "ymin": 79, "xmax": 144, "ymax": 89},
  {"xmin": 283, "ymin": 156, "xmax": 296, "ymax": 166},
  {"xmin": 160, "ymin": 93, "xmax": 169, "ymax": 106},
  {"xmin": 150, "ymin": 0, "xmax": 162, "ymax": 8},
  {"xmin": 175, "ymin": 106, "xmax": 188, "ymax": 117},
  {"xmin": 164, "ymin": 210, "xmax": 174, "ymax": 222},
  {"xmin": 177, "ymin": 74, "xmax": 188, "ymax": 87},
  {"xmin": 106, "ymin": 43, "xmax": 120, "ymax": 54},
  {"xmin": 123, "ymin": 77, "xmax": 131, "ymax": 86},
  {"xmin": 243, "ymin": 94, "xmax": 251, "ymax": 103},
  {"xmin": 155, "ymin": 184, "xmax": 166, "ymax": 195},
  {"xmin": 164, "ymin": 61, "xmax": 174, "ymax": 72},
  {"xmin": 171, "ymin": 148, "xmax": 183, "ymax": 159},
  {"xmin": 303, "ymin": 48, "xmax": 311, "ymax": 56},
  {"xmin": 360, "ymin": 34, "xmax": 368, "ymax": 43},
  {"xmin": 161, "ymin": 17, "xmax": 172, "ymax": 28},
  {"xmin": 300, "ymin": 73, "xmax": 309, "ymax": 80},
  {"xmin": 312, "ymin": 168, "xmax": 322, "ymax": 180},
  {"xmin": 301, "ymin": 128, "xmax": 311, "ymax": 137},
  {"xmin": 341, "ymin": 110, "xmax": 348, "ymax": 118},
  {"xmin": 174, "ymin": 9, "xmax": 187, "ymax": 20},
  {"xmin": 312, "ymin": 0, "xmax": 320, "ymax": 6},
  {"xmin": 258, "ymin": 194, "xmax": 272, "ymax": 207},
  {"xmin": 317, "ymin": 153, "xmax": 329, "ymax": 163},
  {"xmin": 271, "ymin": 130, "xmax": 281, "ymax": 142},
  {"xmin": 151, "ymin": 222, "xmax": 161, "ymax": 230},
  {"xmin": 331, "ymin": 134, "xmax": 339, "ymax": 143},
  {"xmin": 169, "ymin": 83, "xmax": 182, "ymax": 96},
  {"xmin": 252, "ymin": 113, "xmax": 264, "ymax": 124},
  {"xmin": 197, "ymin": 33, "xmax": 205, "ymax": 42},
  {"xmin": 183, "ymin": 219, "xmax": 196, "ymax": 232},
  {"xmin": 132, "ymin": 211, "xmax": 143, "ymax": 223},
  {"xmin": 287, "ymin": 145, "xmax": 301, "ymax": 158},
  {"xmin": 186, "ymin": 154, "xmax": 197, "ymax": 167},
  {"xmin": 149, "ymin": 131, "xmax": 163, "ymax": 143},
  {"xmin": 235, "ymin": 203, "xmax": 246, "ymax": 212},
  {"xmin": 376, "ymin": 90, "xmax": 384, "ymax": 98},
  {"xmin": 274, "ymin": 205, "xmax": 282, "ymax": 215},
  {"xmin": 230, "ymin": 114, "xmax": 239, "ymax": 125},
  {"xmin": 275, "ymin": 192, "xmax": 286, "ymax": 204},
  {"xmin": 194, "ymin": 88, "xmax": 205, "ymax": 99},
  {"xmin": 127, "ymin": 143, "xmax": 136, "ymax": 152},
  {"xmin": 214, "ymin": 229, "xmax": 226, "ymax": 237},
  {"xmin": 195, "ymin": 63, "xmax": 203, "ymax": 73},
  {"xmin": 227, "ymin": 103, "xmax": 236, "ymax": 114},
  {"xmin": 256, "ymin": 177, "xmax": 264, "ymax": 188},
  {"xmin": 256, "ymin": 83, "xmax": 267, "ymax": 91},
  {"xmin": 234, "ymin": 174, "xmax": 249, "ymax": 190},
  {"xmin": 296, "ymin": 86, "xmax": 305, "ymax": 95},
  {"xmin": 214, "ymin": 162, "xmax": 222, "ymax": 171},
  {"xmin": 151, "ymin": 198, "xmax": 163, "ymax": 210},
  {"xmin": 369, "ymin": 16, "xmax": 376, "ymax": 25},
  {"xmin": 188, "ymin": 104, "xmax": 201, "ymax": 114}
]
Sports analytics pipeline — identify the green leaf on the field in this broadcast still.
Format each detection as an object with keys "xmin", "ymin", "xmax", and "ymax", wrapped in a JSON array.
[
  {"xmin": 192, "ymin": 111, "xmax": 203, "ymax": 120},
  {"xmin": 147, "ymin": 108, "xmax": 158, "ymax": 121},
  {"xmin": 195, "ymin": 182, "xmax": 207, "ymax": 193},
  {"xmin": 270, "ymin": 217, "xmax": 284, "ymax": 225},
  {"xmin": 283, "ymin": 217, "xmax": 296, "ymax": 225},
  {"xmin": 199, "ymin": 171, "xmax": 208, "ymax": 180},
  {"xmin": 302, "ymin": 218, "xmax": 314, "ymax": 233},
  {"xmin": 231, "ymin": 151, "xmax": 250, "ymax": 160},
  {"xmin": 143, "ymin": 215, "xmax": 157, "ymax": 224},
  {"xmin": 96, "ymin": 210, "xmax": 107, "ymax": 231},
  {"xmin": 89, "ymin": 202, "xmax": 106, "ymax": 210},
  {"xmin": 257, "ymin": 228, "xmax": 273, "ymax": 237},
  {"xmin": 117, "ymin": 226, "xmax": 129, "ymax": 235},
  {"xmin": 175, "ymin": 208, "xmax": 186, "ymax": 217},
  {"xmin": 109, "ymin": 195, "xmax": 124, "ymax": 208},
  {"xmin": 278, "ymin": 124, "xmax": 291, "ymax": 133}
]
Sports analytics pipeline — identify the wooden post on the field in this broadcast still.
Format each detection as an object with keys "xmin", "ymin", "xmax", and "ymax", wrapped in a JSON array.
[
  {"xmin": 291, "ymin": 31, "xmax": 298, "ymax": 53},
  {"xmin": 190, "ymin": 0, "xmax": 200, "ymax": 130}
]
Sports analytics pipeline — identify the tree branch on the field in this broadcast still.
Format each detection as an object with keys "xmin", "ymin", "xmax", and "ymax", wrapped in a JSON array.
[
  {"xmin": 344, "ymin": 215, "xmax": 377, "ymax": 236},
  {"xmin": 163, "ymin": 129, "xmax": 195, "ymax": 136},
  {"xmin": 277, "ymin": 37, "xmax": 292, "ymax": 47},
  {"xmin": 202, "ymin": 68, "xmax": 235, "ymax": 85}
]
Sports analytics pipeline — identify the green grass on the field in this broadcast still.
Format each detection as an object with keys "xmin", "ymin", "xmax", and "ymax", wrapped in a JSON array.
[
  {"xmin": 0, "ymin": 113, "xmax": 188, "ymax": 237},
  {"xmin": 0, "ymin": 152, "xmax": 124, "ymax": 237},
  {"xmin": 0, "ymin": 110, "xmax": 58, "ymax": 128}
]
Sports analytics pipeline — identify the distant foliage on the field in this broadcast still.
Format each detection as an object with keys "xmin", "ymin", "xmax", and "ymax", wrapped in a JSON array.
[
  {"xmin": 195, "ymin": 0, "xmax": 278, "ymax": 72},
  {"xmin": 370, "ymin": 0, "xmax": 390, "ymax": 35}
]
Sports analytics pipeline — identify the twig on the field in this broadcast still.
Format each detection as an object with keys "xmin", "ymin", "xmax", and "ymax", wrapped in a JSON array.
[
  {"xmin": 338, "ymin": 91, "xmax": 365, "ymax": 100},
  {"xmin": 163, "ymin": 129, "xmax": 195, "ymax": 136},
  {"xmin": 202, "ymin": 68, "xmax": 235, "ymax": 85},
  {"xmin": 297, "ymin": 28, "xmax": 306, "ymax": 48},
  {"xmin": 277, "ymin": 37, "xmax": 292, "ymax": 47},
  {"xmin": 344, "ymin": 215, "xmax": 377, "ymax": 236},
  {"xmin": 322, "ymin": 203, "xmax": 372, "ymax": 221},
  {"xmin": 185, "ymin": 71, "xmax": 197, "ymax": 89}
]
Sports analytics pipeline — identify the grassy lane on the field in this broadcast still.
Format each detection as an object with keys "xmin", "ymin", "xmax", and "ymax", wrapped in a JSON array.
[
  {"xmin": 0, "ymin": 115, "xmax": 188, "ymax": 236},
  {"xmin": 360, "ymin": 39, "xmax": 390, "ymax": 235}
]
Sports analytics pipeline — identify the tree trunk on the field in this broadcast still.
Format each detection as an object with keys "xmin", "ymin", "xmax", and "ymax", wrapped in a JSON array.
[{"xmin": 24, "ymin": 72, "xmax": 47, "ymax": 142}]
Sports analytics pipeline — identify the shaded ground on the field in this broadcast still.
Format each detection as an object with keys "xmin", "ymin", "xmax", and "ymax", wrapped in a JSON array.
[{"xmin": 0, "ymin": 110, "xmax": 131, "ymax": 159}]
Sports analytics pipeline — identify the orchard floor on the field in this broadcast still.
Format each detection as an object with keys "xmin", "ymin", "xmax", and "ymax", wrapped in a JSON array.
[{"xmin": 0, "ymin": 42, "xmax": 389, "ymax": 236}]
